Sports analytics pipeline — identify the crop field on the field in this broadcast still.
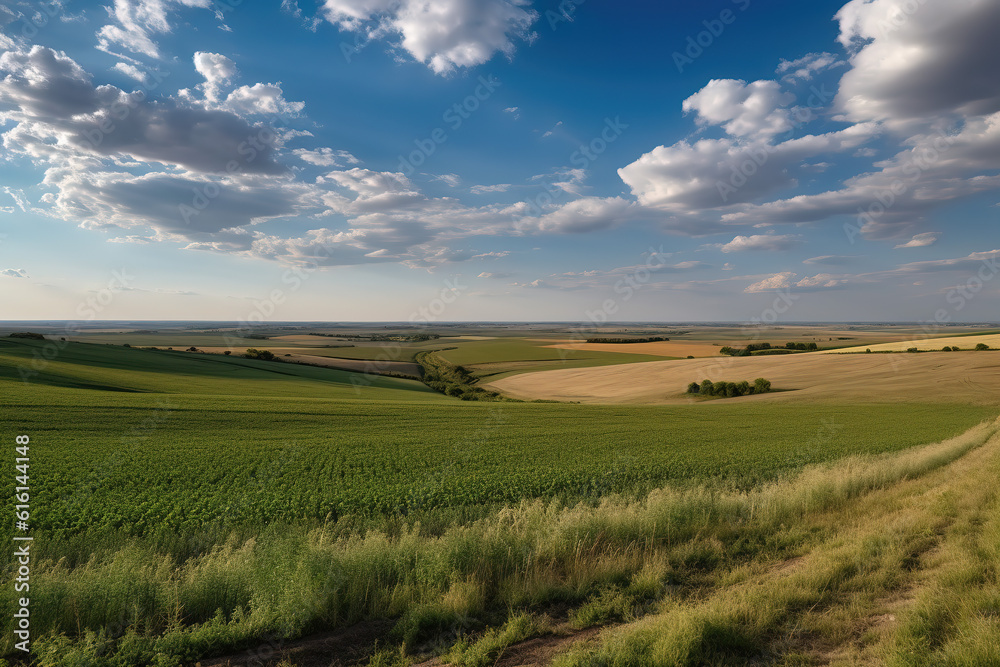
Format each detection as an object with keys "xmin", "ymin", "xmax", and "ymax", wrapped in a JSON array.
[
  {"xmin": 436, "ymin": 338, "xmax": 667, "ymax": 380},
  {"xmin": 1, "ymin": 336, "xmax": 998, "ymax": 665},
  {"xmin": 3, "ymin": 330, "xmax": 1000, "ymax": 666}
]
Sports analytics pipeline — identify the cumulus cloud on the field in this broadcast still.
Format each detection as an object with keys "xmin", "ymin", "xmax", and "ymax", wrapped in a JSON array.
[
  {"xmin": 321, "ymin": 0, "xmax": 538, "ymax": 75},
  {"xmin": 721, "ymin": 115, "xmax": 1000, "ymax": 237},
  {"xmin": 0, "ymin": 46, "xmax": 286, "ymax": 175},
  {"xmin": 895, "ymin": 232, "xmax": 939, "ymax": 249},
  {"xmin": 618, "ymin": 123, "xmax": 876, "ymax": 213},
  {"xmin": 682, "ymin": 79, "xmax": 796, "ymax": 140},
  {"xmin": 744, "ymin": 272, "xmax": 796, "ymax": 292},
  {"xmin": 718, "ymin": 233, "xmax": 802, "ymax": 253},
  {"xmin": 835, "ymin": 0, "xmax": 1000, "ymax": 126},
  {"xmin": 524, "ymin": 196, "xmax": 633, "ymax": 234},
  {"xmin": 223, "ymin": 82, "xmax": 305, "ymax": 117},
  {"xmin": 1, "ymin": 268, "xmax": 29, "ymax": 278}
]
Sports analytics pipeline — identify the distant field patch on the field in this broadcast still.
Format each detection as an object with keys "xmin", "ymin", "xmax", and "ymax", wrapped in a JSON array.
[
  {"xmin": 545, "ymin": 341, "xmax": 723, "ymax": 358},
  {"xmin": 821, "ymin": 332, "xmax": 1000, "ymax": 353}
]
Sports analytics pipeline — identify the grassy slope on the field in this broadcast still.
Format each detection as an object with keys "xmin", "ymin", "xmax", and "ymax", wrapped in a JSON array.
[{"xmin": 1, "ymin": 340, "xmax": 997, "ymax": 663}]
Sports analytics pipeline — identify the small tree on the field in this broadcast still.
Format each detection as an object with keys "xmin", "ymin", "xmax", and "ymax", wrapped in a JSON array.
[
  {"xmin": 753, "ymin": 378, "xmax": 771, "ymax": 393},
  {"xmin": 224, "ymin": 350, "xmax": 232, "ymax": 355},
  {"xmin": 975, "ymin": 343, "xmax": 990, "ymax": 351},
  {"xmin": 807, "ymin": 342, "xmax": 818, "ymax": 350},
  {"xmin": 736, "ymin": 380, "xmax": 751, "ymax": 396},
  {"xmin": 942, "ymin": 346, "xmax": 952, "ymax": 352},
  {"xmin": 713, "ymin": 381, "xmax": 728, "ymax": 396},
  {"xmin": 687, "ymin": 382, "xmax": 700, "ymax": 394},
  {"xmin": 701, "ymin": 379, "xmax": 714, "ymax": 395}
]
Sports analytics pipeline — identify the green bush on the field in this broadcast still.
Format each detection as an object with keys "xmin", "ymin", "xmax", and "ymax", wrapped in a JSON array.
[{"xmin": 975, "ymin": 343, "xmax": 990, "ymax": 351}]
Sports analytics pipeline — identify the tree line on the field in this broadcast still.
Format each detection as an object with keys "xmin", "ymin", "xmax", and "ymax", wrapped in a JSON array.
[{"xmin": 687, "ymin": 378, "xmax": 772, "ymax": 397}]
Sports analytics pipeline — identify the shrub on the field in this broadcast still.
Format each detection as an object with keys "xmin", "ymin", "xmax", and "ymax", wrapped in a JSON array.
[
  {"xmin": 187, "ymin": 346, "xmax": 198, "ymax": 352},
  {"xmin": 907, "ymin": 347, "xmax": 919, "ymax": 353},
  {"xmin": 700, "ymin": 379, "xmax": 714, "ymax": 395},
  {"xmin": 223, "ymin": 351, "xmax": 231, "ymax": 355},
  {"xmin": 686, "ymin": 382, "xmax": 700, "ymax": 394},
  {"xmin": 975, "ymin": 343, "xmax": 990, "ymax": 351},
  {"xmin": 942, "ymin": 346, "xmax": 952, "ymax": 351},
  {"xmin": 244, "ymin": 348, "xmax": 277, "ymax": 361},
  {"xmin": 865, "ymin": 348, "xmax": 871, "ymax": 353},
  {"xmin": 687, "ymin": 355, "xmax": 694, "ymax": 359},
  {"xmin": 753, "ymin": 378, "xmax": 771, "ymax": 393}
]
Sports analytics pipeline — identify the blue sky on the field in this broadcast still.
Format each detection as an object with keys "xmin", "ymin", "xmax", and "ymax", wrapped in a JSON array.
[{"xmin": 1, "ymin": 0, "xmax": 999, "ymax": 323}]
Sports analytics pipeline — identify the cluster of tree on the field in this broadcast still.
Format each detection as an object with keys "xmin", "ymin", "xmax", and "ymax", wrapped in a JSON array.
[
  {"xmin": 370, "ymin": 333, "xmax": 441, "ymax": 342},
  {"xmin": 785, "ymin": 342, "xmax": 819, "ymax": 350},
  {"xmin": 244, "ymin": 334, "xmax": 270, "ymax": 340},
  {"xmin": 416, "ymin": 351, "xmax": 507, "ymax": 401},
  {"xmin": 585, "ymin": 336, "xmax": 669, "ymax": 344},
  {"xmin": 719, "ymin": 342, "xmax": 774, "ymax": 356},
  {"xmin": 244, "ymin": 348, "xmax": 282, "ymax": 362},
  {"xmin": 8, "ymin": 332, "xmax": 45, "ymax": 340},
  {"xmin": 687, "ymin": 378, "xmax": 772, "ymax": 397}
]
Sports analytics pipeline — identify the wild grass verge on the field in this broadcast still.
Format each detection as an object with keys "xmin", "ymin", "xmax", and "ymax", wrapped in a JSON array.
[{"xmin": 5, "ymin": 418, "xmax": 995, "ymax": 664}]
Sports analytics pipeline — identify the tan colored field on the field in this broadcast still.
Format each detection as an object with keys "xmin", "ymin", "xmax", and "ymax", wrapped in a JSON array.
[
  {"xmin": 488, "ymin": 350, "xmax": 1000, "ymax": 405},
  {"xmin": 543, "ymin": 341, "xmax": 723, "ymax": 358},
  {"xmin": 821, "ymin": 332, "xmax": 1000, "ymax": 354}
]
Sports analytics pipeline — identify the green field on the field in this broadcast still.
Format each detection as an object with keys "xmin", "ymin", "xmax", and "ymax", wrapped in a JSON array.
[
  {"xmin": 1, "ymin": 337, "xmax": 996, "ymax": 664},
  {"xmin": 437, "ymin": 338, "xmax": 668, "ymax": 380}
]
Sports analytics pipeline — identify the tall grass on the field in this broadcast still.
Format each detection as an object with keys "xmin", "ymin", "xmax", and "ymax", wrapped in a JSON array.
[{"xmin": 8, "ymin": 419, "xmax": 995, "ymax": 664}]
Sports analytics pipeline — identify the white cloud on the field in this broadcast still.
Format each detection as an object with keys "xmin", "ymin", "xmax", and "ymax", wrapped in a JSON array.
[
  {"xmin": 1, "ymin": 268, "xmax": 28, "ymax": 278},
  {"xmin": 803, "ymin": 255, "xmax": 862, "ymax": 266},
  {"xmin": 744, "ymin": 272, "xmax": 796, "ymax": 292},
  {"xmin": 292, "ymin": 147, "xmax": 360, "ymax": 167},
  {"xmin": 524, "ymin": 196, "xmax": 633, "ymax": 234},
  {"xmin": 618, "ymin": 123, "xmax": 876, "ymax": 213},
  {"xmin": 0, "ymin": 46, "xmax": 286, "ymax": 175},
  {"xmin": 471, "ymin": 183, "xmax": 511, "ymax": 194},
  {"xmin": 193, "ymin": 51, "xmax": 237, "ymax": 88},
  {"xmin": 835, "ymin": 0, "xmax": 1000, "ymax": 126},
  {"xmin": 683, "ymin": 79, "xmax": 796, "ymax": 140},
  {"xmin": 96, "ymin": 0, "xmax": 217, "ymax": 59},
  {"xmin": 223, "ymin": 82, "xmax": 305, "ymax": 117},
  {"xmin": 321, "ymin": 0, "xmax": 538, "ymax": 75},
  {"xmin": 430, "ymin": 173, "xmax": 461, "ymax": 187},
  {"xmin": 719, "ymin": 234, "xmax": 801, "ymax": 253},
  {"xmin": 776, "ymin": 52, "xmax": 843, "ymax": 82},
  {"xmin": 895, "ymin": 232, "xmax": 939, "ymax": 249},
  {"xmin": 112, "ymin": 62, "xmax": 149, "ymax": 84},
  {"xmin": 795, "ymin": 273, "xmax": 848, "ymax": 289}
]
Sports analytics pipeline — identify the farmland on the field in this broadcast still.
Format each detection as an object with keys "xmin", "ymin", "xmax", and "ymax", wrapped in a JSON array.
[{"xmin": 1, "ymin": 325, "xmax": 999, "ymax": 665}]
